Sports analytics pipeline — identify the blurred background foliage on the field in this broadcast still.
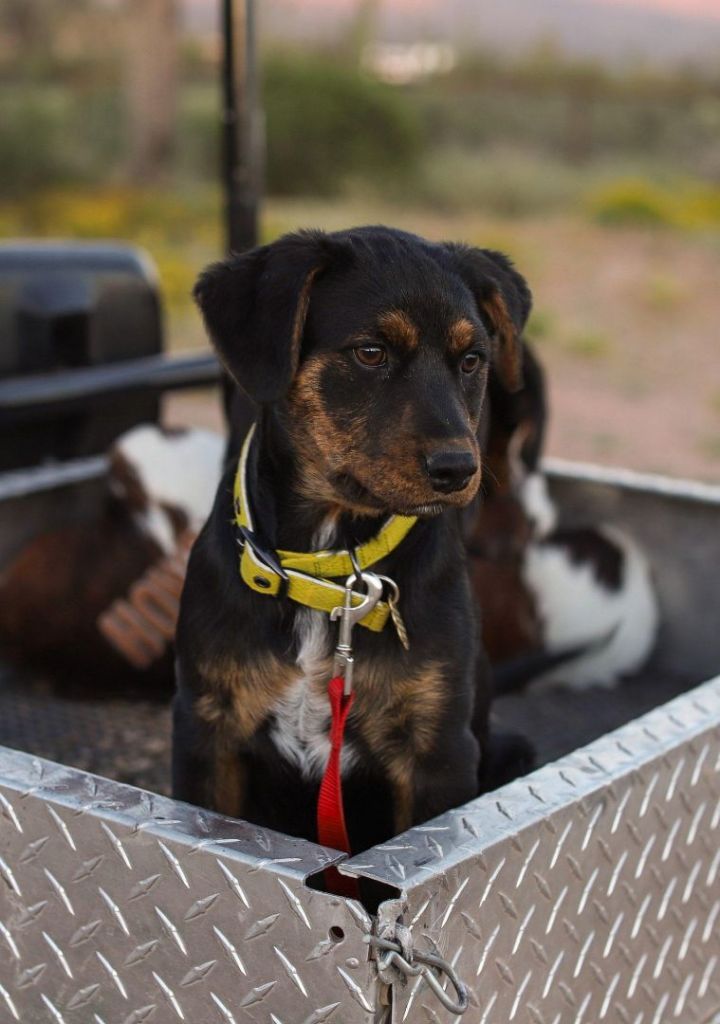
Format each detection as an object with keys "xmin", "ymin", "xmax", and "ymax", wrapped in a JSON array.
[
  {"xmin": 1, "ymin": 0, "xmax": 719, "ymax": 477},
  {"xmin": 262, "ymin": 52, "xmax": 423, "ymax": 196},
  {"xmin": 2, "ymin": 1, "xmax": 719, "ymax": 214}
]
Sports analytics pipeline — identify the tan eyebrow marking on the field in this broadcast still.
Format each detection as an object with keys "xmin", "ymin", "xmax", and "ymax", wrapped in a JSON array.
[
  {"xmin": 377, "ymin": 310, "xmax": 419, "ymax": 351},
  {"xmin": 447, "ymin": 317, "xmax": 477, "ymax": 356}
]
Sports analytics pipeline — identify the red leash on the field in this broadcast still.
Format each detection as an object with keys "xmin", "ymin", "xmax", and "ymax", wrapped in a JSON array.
[
  {"xmin": 316, "ymin": 676, "xmax": 360, "ymax": 898},
  {"xmin": 316, "ymin": 571, "xmax": 385, "ymax": 900}
]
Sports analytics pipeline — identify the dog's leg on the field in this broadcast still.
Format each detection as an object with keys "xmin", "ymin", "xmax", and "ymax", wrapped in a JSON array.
[
  {"xmin": 407, "ymin": 728, "xmax": 480, "ymax": 831},
  {"xmin": 210, "ymin": 745, "xmax": 248, "ymax": 819},
  {"xmin": 479, "ymin": 729, "xmax": 536, "ymax": 792},
  {"xmin": 171, "ymin": 691, "xmax": 249, "ymax": 818},
  {"xmin": 387, "ymin": 759, "xmax": 415, "ymax": 836},
  {"xmin": 471, "ymin": 646, "xmax": 536, "ymax": 792},
  {"xmin": 171, "ymin": 693, "xmax": 213, "ymax": 807}
]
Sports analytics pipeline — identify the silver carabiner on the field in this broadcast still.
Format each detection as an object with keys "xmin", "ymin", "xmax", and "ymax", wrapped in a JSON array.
[{"xmin": 330, "ymin": 571, "xmax": 383, "ymax": 695}]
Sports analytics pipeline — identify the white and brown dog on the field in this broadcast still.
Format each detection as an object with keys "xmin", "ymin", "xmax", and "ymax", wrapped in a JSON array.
[
  {"xmin": 0, "ymin": 424, "xmax": 223, "ymax": 692},
  {"xmin": 469, "ymin": 342, "xmax": 659, "ymax": 692}
]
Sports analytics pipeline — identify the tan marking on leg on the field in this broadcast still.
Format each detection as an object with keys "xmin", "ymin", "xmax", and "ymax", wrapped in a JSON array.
[
  {"xmin": 352, "ymin": 660, "xmax": 447, "ymax": 831},
  {"xmin": 196, "ymin": 655, "xmax": 297, "ymax": 742},
  {"xmin": 387, "ymin": 757, "xmax": 414, "ymax": 834},
  {"xmin": 353, "ymin": 660, "xmax": 447, "ymax": 755},
  {"xmin": 213, "ymin": 748, "xmax": 246, "ymax": 818}
]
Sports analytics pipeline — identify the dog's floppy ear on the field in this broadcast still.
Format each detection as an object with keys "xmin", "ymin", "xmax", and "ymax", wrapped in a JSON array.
[
  {"xmin": 442, "ymin": 244, "xmax": 532, "ymax": 392},
  {"xmin": 194, "ymin": 230, "xmax": 342, "ymax": 403}
]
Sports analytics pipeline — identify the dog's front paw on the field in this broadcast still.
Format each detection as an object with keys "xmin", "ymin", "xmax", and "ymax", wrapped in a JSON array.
[{"xmin": 479, "ymin": 728, "xmax": 536, "ymax": 792}]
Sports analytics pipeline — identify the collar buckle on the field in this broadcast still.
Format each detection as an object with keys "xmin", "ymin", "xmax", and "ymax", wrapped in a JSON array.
[{"xmin": 237, "ymin": 525, "xmax": 289, "ymax": 581}]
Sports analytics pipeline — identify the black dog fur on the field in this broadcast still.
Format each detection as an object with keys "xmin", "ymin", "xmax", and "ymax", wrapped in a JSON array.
[{"xmin": 174, "ymin": 226, "xmax": 534, "ymax": 872}]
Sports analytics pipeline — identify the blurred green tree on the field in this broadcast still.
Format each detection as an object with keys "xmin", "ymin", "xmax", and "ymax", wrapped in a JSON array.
[{"xmin": 263, "ymin": 52, "xmax": 423, "ymax": 196}]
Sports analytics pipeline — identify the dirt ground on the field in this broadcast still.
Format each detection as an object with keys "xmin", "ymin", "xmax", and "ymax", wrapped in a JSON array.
[{"xmin": 166, "ymin": 202, "xmax": 720, "ymax": 485}]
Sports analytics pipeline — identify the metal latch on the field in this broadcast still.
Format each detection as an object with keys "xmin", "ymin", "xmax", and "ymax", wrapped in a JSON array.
[{"xmin": 366, "ymin": 904, "xmax": 468, "ymax": 1016}]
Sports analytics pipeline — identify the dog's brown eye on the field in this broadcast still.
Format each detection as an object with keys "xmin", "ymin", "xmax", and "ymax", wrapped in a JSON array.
[
  {"xmin": 354, "ymin": 345, "xmax": 387, "ymax": 368},
  {"xmin": 460, "ymin": 351, "xmax": 482, "ymax": 374}
]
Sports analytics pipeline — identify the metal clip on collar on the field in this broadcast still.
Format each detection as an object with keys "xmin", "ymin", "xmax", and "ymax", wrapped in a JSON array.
[
  {"xmin": 330, "ymin": 571, "xmax": 383, "ymax": 695},
  {"xmin": 237, "ymin": 525, "xmax": 288, "ymax": 580},
  {"xmin": 366, "ymin": 933, "xmax": 469, "ymax": 1016}
]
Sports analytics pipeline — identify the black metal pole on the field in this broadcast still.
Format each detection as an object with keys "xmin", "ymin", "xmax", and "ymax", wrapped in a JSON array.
[{"xmin": 221, "ymin": 0, "xmax": 260, "ymax": 255}]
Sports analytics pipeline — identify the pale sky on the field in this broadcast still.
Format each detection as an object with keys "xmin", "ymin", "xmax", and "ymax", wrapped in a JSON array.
[
  {"xmin": 291, "ymin": 0, "xmax": 720, "ymax": 18},
  {"xmin": 598, "ymin": 0, "xmax": 720, "ymax": 15}
]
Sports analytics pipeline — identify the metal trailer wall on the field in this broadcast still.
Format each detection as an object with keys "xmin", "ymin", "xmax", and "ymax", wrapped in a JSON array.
[
  {"xmin": 1, "ymin": 463, "xmax": 719, "ymax": 1024},
  {"xmin": 348, "ymin": 676, "xmax": 720, "ymax": 1024},
  {"xmin": 0, "ymin": 748, "xmax": 379, "ymax": 1024}
]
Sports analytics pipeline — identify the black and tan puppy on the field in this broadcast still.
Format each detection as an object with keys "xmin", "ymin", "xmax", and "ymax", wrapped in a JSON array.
[{"xmin": 173, "ymin": 226, "xmax": 532, "ymax": 861}]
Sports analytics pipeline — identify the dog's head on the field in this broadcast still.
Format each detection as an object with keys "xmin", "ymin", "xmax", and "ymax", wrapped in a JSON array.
[{"xmin": 195, "ymin": 227, "xmax": 531, "ymax": 517}]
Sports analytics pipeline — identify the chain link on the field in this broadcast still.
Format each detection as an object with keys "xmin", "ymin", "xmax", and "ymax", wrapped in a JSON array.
[{"xmin": 365, "ymin": 933, "xmax": 469, "ymax": 1016}]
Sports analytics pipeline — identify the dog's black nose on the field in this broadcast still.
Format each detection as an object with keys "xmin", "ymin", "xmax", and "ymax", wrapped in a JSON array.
[{"xmin": 425, "ymin": 449, "xmax": 478, "ymax": 493}]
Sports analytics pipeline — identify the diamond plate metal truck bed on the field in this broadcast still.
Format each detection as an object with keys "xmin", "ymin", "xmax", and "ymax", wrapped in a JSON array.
[{"xmin": 1, "ymin": 461, "xmax": 719, "ymax": 1023}]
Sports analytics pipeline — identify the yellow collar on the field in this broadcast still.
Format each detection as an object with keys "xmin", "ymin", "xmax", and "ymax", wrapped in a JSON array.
[{"xmin": 233, "ymin": 425, "xmax": 417, "ymax": 632}]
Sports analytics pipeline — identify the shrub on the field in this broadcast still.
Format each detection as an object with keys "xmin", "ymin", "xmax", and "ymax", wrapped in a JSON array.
[
  {"xmin": 263, "ymin": 52, "xmax": 423, "ymax": 197},
  {"xmin": 526, "ymin": 308, "xmax": 558, "ymax": 340},
  {"xmin": 0, "ymin": 93, "xmax": 80, "ymax": 196},
  {"xmin": 412, "ymin": 146, "xmax": 587, "ymax": 216},
  {"xmin": 176, "ymin": 84, "xmax": 219, "ymax": 182},
  {"xmin": 0, "ymin": 87, "xmax": 124, "ymax": 198},
  {"xmin": 680, "ymin": 185, "xmax": 720, "ymax": 230},
  {"xmin": 587, "ymin": 179, "xmax": 676, "ymax": 227},
  {"xmin": 587, "ymin": 178, "xmax": 720, "ymax": 230},
  {"xmin": 564, "ymin": 328, "xmax": 611, "ymax": 359}
]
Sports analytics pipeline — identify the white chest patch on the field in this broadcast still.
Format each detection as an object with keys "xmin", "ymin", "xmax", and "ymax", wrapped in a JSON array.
[{"xmin": 269, "ymin": 521, "xmax": 359, "ymax": 781}]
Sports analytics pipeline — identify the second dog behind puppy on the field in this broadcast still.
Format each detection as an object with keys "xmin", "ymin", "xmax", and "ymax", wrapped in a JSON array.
[{"xmin": 468, "ymin": 341, "xmax": 659, "ymax": 691}]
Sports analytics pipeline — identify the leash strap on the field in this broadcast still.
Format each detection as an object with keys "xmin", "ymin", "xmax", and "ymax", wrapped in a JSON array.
[
  {"xmin": 234, "ymin": 426, "xmax": 411, "ymax": 899},
  {"xmin": 233, "ymin": 425, "xmax": 417, "ymax": 631},
  {"xmin": 317, "ymin": 675, "xmax": 360, "ymax": 899}
]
